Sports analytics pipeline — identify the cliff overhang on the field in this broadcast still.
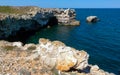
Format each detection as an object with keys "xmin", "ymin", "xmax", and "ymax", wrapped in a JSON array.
[{"xmin": 0, "ymin": 6, "xmax": 80, "ymax": 39}]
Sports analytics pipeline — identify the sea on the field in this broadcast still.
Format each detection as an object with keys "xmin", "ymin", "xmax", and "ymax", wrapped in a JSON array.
[{"xmin": 26, "ymin": 8, "xmax": 120, "ymax": 75}]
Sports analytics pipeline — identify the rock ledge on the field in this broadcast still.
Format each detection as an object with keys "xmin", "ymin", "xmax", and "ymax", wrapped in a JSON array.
[{"xmin": 0, "ymin": 38, "xmax": 114, "ymax": 75}]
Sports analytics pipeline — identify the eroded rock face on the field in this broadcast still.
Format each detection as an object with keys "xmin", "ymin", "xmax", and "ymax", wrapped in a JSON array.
[
  {"xmin": 0, "ymin": 6, "xmax": 80, "ymax": 39},
  {"xmin": 55, "ymin": 8, "xmax": 80, "ymax": 25},
  {"xmin": 0, "ymin": 38, "xmax": 115, "ymax": 75},
  {"xmin": 36, "ymin": 38, "xmax": 88, "ymax": 71}
]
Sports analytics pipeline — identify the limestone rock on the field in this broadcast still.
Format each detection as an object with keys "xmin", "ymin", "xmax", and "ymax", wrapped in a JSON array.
[
  {"xmin": 17, "ymin": 69, "xmax": 31, "ymax": 75},
  {"xmin": 0, "ymin": 38, "xmax": 115, "ymax": 75},
  {"xmin": 39, "ymin": 38, "xmax": 51, "ymax": 45},
  {"xmin": 36, "ymin": 38, "xmax": 89, "ymax": 72},
  {"xmin": 70, "ymin": 20, "xmax": 80, "ymax": 26},
  {"xmin": 89, "ymin": 65, "xmax": 115, "ymax": 75},
  {"xmin": 0, "ymin": 7, "xmax": 80, "ymax": 39},
  {"xmin": 86, "ymin": 16, "xmax": 99, "ymax": 23},
  {"xmin": 0, "ymin": 40, "xmax": 11, "ymax": 47},
  {"xmin": 56, "ymin": 8, "xmax": 80, "ymax": 26},
  {"xmin": 90, "ymin": 65, "xmax": 99, "ymax": 71},
  {"xmin": 23, "ymin": 43, "xmax": 36, "ymax": 50},
  {"xmin": 12, "ymin": 42, "xmax": 23, "ymax": 47},
  {"xmin": 34, "ymin": 38, "xmax": 115, "ymax": 75},
  {"xmin": 73, "ymin": 50, "xmax": 89, "ymax": 70}
]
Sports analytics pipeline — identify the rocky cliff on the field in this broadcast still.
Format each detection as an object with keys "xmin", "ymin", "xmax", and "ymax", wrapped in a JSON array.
[
  {"xmin": 0, "ymin": 38, "xmax": 114, "ymax": 75},
  {"xmin": 0, "ymin": 6, "xmax": 80, "ymax": 39}
]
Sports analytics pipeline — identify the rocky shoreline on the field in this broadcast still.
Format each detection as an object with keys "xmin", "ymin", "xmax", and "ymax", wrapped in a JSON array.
[
  {"xmin": 0, "ymin": 6, "xmax": 115, "ymax": 75},
  {"xmin": 0, "ymin": 6, "xmax": 80, "ymax": 39},
  {"xmin": 0, "ymin": 38, "xmax": 115, "ymax": 75}
]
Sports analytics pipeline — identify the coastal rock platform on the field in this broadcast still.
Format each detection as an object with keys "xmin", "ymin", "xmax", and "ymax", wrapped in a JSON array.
[{"xmin": 0, "ymin": 38, "xmax": 115, "ymax": 75}]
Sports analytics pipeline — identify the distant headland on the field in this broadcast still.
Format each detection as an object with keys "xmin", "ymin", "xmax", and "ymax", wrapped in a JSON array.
[{"xmin": 0, "ymin": 6, "xmax": 79, "ymax": 39}]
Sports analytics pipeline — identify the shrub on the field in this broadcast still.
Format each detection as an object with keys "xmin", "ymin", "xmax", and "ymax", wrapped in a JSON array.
[
  {"xmin": 0, "ymin": 6, "xmax": 36, "ymax": 14},
  {"xmin": 3, "ymin": 45, "xmax": 16, "ymax": 51},
  {"xmin": 27, "ymin": 46, "xmax": 36, "ymax": 50}
]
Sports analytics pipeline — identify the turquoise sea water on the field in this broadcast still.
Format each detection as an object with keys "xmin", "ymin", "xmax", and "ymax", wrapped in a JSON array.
[{"xmin": 26, "ymin": 9, "xmax": 120, "ymax": 74}]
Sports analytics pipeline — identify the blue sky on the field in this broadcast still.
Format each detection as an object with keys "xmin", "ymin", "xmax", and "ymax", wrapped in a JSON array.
[{"xmin": 0, "ymin": 0, "xmax": 120, "ymax": 8}]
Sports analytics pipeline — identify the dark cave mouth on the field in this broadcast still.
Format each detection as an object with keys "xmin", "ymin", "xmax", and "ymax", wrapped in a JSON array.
[{"xmin": 0, "ymin": 16, "xmax": 58, "ymax": 44}]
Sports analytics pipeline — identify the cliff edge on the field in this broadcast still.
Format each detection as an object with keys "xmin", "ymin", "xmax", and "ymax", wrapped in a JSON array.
[
  {"xmin": 0, "ymin": 6, "xmax": 80, "ymax": 39},
  {"xmin": 0, "ymin": 38, "xmax": 114, "ymax": 75}
]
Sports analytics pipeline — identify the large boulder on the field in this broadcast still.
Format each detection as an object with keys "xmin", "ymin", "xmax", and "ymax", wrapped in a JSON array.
[
  {"xmin": 86, "ymin": 16, "xmax": 99, "ymax": 23},
  {"xmin": 35, "ymin": 38, "xmax": 89, "ymax": 71}
]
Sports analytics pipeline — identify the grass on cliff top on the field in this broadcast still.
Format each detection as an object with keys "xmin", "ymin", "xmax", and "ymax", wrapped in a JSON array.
[{"xmin": 0, "ymin": 6, "xmax": 37, "ymax": 14}]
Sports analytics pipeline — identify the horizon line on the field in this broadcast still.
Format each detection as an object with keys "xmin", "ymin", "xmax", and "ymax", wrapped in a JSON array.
[{"xmin": 0, "ymin": 5, "xmax": 120, "ymax": 9}]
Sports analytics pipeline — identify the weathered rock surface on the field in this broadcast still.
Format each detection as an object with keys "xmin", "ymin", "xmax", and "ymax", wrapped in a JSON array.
[
  {"xmin": 55, "ymin": 8, "xmax": 80, "ymax": 25},
  {"xmin": 0, "ymin": 38, "xmax": 115, "ymax": 75},
  {"xmin": 0, "ymin": 6, "xmax": 80, "ymax": 39},
  {"xmin": 86, "ymin": 16, "xmax": 99, "ymax": 23}
]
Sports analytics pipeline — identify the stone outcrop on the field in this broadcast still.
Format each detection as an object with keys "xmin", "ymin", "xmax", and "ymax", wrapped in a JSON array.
[
  {"xmin": 0, "ymin": 38, "xmax": 115, "ymax": 75},
  {"xmin": 0, "ymin": 6, "xmax": 80, "ymax": 39},
  {"xmin": 55, "ymin": 8, "xmax": 80, "ymax": 25},
  {"xmin": 86, "ymin": 16, "xmax": 99, "ymax": 23}
]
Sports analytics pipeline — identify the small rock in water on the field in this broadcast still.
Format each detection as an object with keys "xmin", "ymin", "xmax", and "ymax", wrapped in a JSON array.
[{"xmin": 86, "ymin": 16, "xmax": 99, "ymax": 23}]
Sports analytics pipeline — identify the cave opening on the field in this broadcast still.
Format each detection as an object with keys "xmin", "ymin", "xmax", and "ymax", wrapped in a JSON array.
[{"xmin": 0, "ymin": 16, "xmax": 58, "ymax": 44}]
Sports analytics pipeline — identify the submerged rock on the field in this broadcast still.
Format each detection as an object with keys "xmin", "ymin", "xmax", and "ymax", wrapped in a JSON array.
[{"xmin": 0, "ymin": 38, "xmax": 115, "ymax": 75}]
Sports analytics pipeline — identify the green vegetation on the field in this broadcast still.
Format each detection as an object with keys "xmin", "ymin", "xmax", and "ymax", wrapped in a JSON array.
[
  {"xmin": 0, "ymin": 6, "xmax": 36, "ymax": 14},
  {"xmin": 0, "ymin": 6, "xmax": 12, "ymax": 13},
  {"xmin": 27, "ymin": 46, "xmax": 36, "ymax": 50},
  {"xmin": 3, "ymin": 45, "xmax": 16, "ymax": 51}
]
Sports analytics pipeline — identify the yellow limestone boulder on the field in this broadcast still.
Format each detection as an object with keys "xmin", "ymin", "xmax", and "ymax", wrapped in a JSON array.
[{"xmin": 38, "ymin": 38, "xmax": 89, "ymax": 72}]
